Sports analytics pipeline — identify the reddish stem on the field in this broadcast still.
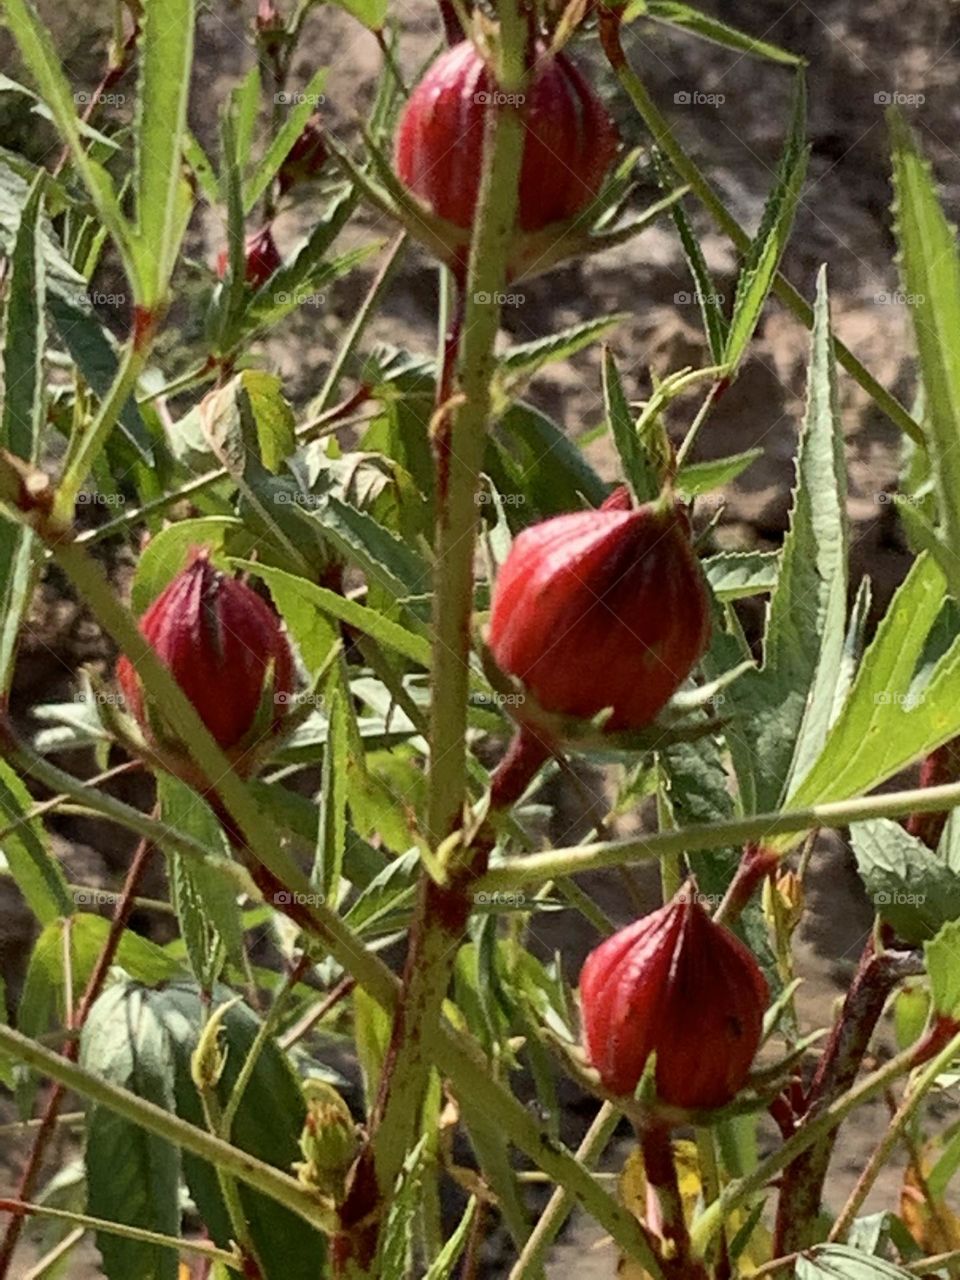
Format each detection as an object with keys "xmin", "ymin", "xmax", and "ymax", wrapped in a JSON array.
[{"xmin": 905, "ymin": 736, "xmax": 960, "ymax": 848}]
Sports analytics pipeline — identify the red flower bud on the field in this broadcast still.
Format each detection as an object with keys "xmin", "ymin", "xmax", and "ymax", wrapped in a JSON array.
[
  {"xmin": 580, "ymin": 894, "xmax": 768, "ymax": 1108},
  {"xmin": 487, "ymin": 496, "xmax": 710, "ymax": 733},
  {"xmin": 393, "ymin": 40, "xmax": 618, "ymax": 235},
  {"xmin": 278, "ymin": 115, "xmax": 328, "ymax": 193},
  {"xmin": 216, "ymin": 226, "xmax": 282, "ymax": 288},
  {"xmin": 116, "ymin": 550, "xmax": 294, "ymax": 753}
]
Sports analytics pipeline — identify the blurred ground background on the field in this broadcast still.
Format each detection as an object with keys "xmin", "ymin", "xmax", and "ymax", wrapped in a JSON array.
[{"xmin": 3, "ymin": 0, "xmax": 960, "ymax": 1273}]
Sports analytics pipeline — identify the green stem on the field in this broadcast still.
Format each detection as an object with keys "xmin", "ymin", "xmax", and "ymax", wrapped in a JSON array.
[
  {"xmin": 597, "ymin": 11, "xmax": 923, "ymax": 446},
  {"xmin": 688, "ymin": 1030, "xmax": 960, "ymax": 1257},
  {"xmin": 675, "ymin": 379, "xmax": 724, "ymax": 471},
  {"xmin": 0, "ymin": 1199, "xmax": 241, "ymax": 1270},
  {"xmin": 200, "ymin": 1081, "xmax": 262, "ymax": 1274},
  {"xmin": 475, "ymin": 777, "xmax": 960, "ymax": 893},
  {"xmin": 367, "ymin": 0, "xmax": 529, "ymax": 1216},
  {"xmin": 0, "ymin": 1023, "xmax": 337, "ymax": 1236},
  {"xmin": 507, "ymin": 1102, "xmax": 621, "ymax": 1280},
  {"xmin": 55, "ymin": 337, "xmax": 150, "ymax": 523}
]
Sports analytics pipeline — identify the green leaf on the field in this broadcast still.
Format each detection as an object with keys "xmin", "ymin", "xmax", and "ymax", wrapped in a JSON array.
[
  {"xmin": 0, "ymin": 758, "xmax": 72, "ymax": 923},
  {"xmin": 602, "ymin": 347, "xmax": 660, "ymax": 502},
  {"xmin": 377, "ymin": 1137, "xmax": 429, "ymax": 1278},
  {"xmin": 2, "ymin": 170, "xmax": 45, "ymax": 461},
  {"xmin": 231, "ymin": 65, "xmax": 261, "ymax": 175},
  {"xmin": 795, "ymin": 1245, "xmax": 913, "ymax": 1278},
  {"xmin": 327, "ymin": 0, "xmax": 388, "ymax": 29},
  {"xmin": 500, "ymin": 313, "xmax": 627, "ymax": 383},
  {"xmin": 723, "ymin": 74, "xmax": 809, "ymax": 370},
  {"xmin": 926, "ymin": 921, "xmax": 960, "ymax": 1020},
  {"xmin": 678, "ymin": 448, "xmax": 761, "ymax": 497},
  {"xmin": 234, "ymin": 560, "xmax": 432, "ymax": 667},
  {"xmin": 642, "ymin": 2, "xmax": 804, "ymax": 65},
  {"xmin": 159, "ymin": 775, "xmax": 241, "ymax": 989},
  {"xmin": 786, "ymin": 554, "xmax": 960, "ymax": 816},
  {"xmin": 703, "ymin": 550, "xmax": 778, "ymax": 600},
  {"xmin": 244, "ymin": 70, "xmax": 328, "ymax": 213},
  {"xmin": 354, "ymin": 983, "xmax": 391, "ymax": 1109},
  {"xmin": 655, "ymin": 156, "xmax": 728, "ymax": 362},
  {"xmin": 490, "ymin": 402, "xmax": 606, "ymax": 518},
  {"xmin": 143, "ymin": 981, "xmax": 322, "ymax": 1280},
  {"xmin": 130, "ymin": 516, "xmax": 260, "ymax": 615},
  {"xmin": 48, "ymin": 292, "xmax": 152, "ymax": 461},
  {"xmin": 851, "ymin": 818, "xmax": 960, "ymax": 944},
  {"xmin": 0, "ymin": 522, "xmax": 36, "ymax": 698},
  {"xmin": 132, "ymin": 0, "xmax": 196, "ymax": 303},
  {"xmin": 315, "ymin": 683, "xmax": 348, "ymax": 901},
  {"xmin": 2, "ymin": 0, "xmax": 133, "ymax": 282},
  {"xmin": 730, "ymin": 270, "xmax": 848, "ymax": 811},
  {"xmin": 80, "ymin": 984, "xmax": 180, "ymax": 1280},
  {"xmin": 890, "ymin": 110, "xmax": 960, "ymax": 593},
  {"xmin": 423, "ymin": 1199, "xmax": 476, "ymax": 1280}
]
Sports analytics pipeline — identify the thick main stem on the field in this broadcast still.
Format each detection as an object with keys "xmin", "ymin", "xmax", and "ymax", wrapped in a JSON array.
[{"xmin": 340, "ymin": 13, "xmax": 530, "ymax": 1267}]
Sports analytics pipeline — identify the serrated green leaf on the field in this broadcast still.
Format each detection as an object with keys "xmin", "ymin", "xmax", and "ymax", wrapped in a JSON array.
[
  {"xmin": 0, "ymin": 758, "xmax": 72, "ymax": 923},
  {"xmin": 642, "ymin": 2, "xmax": 804, "ymax": 64},
  {"xmin": 3, "ymin": 0, "xmax": 133, "ymax": 282},
  {"xmin": 244, "ymin": 70, "xmax": 328, "ymax": 213},
  {"xmin": 231, "ymin": 65, "xmax": 260, "ymax": 175},
  {"xmin": 500, "ymin": 313, "xmax": 627, "ymax": 382},
  {"xmin": 602, "ymin": 347, "xmax": 660, "ymax": 502},
  {"xmin": 80, "ymin": 984, "xmax": 179, "ymax": 1280},
  {"xmin": 3, "ymin": 170, "xmax": 45, "ymax": 461},
  {"xmin": 890, "ymin": 110, "xmax": 960, "ymax": 593},
  {"xmin": 724, "ymin": 74, "xmax": 809, "ymax": 369},
  {"xmin": 678, "ymin": 448, "xmax": 762, "ymax": 496},
  {"xmin": 490, "ymin": 401, "xmax": 606, "ymax": 518},
  {"xmin": 703, "ymin": 549, "xmax": 778, "ymax": 600},
  {"xmin": 327, "ymin": 0, "xmax": 388, "ymax": 29},
  {"xmin": 730, "ymin": 270, "xmax": 848, "ymax": 811},
  {"xmin": 424, "ymin": 1198, "xmax": 476, "ymax": 1280},
  {"xmin": 354, "ymin": 982, "xmax": 390, "ymax": 1109},
  {"xmin": 851, "ymin": 818, "xmax": 960, "ymax": 943},
  {"xmin": 132, "ymin": 0, "xmax": 195, "ymax": 303},
  {"xmin": 786, "ymin": 554, "xmax": 960, "ymax": 818}
]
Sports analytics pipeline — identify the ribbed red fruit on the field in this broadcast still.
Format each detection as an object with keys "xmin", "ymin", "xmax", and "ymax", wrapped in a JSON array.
[
  {"xmin": 487, "ymin": 495, "xmax": 710, "ymax": 733},
  {"xmin": 580, "ymin": 894, "xmax": 769, "ymax": 1108},
  {"xmin": 116, "ymin": 550, "xmax": 294, "ymax": 752},
  {"xmin": 393, "ymin": 39, "xmax": 618, "ymax": 235},
  {"xmin": 215, "ymin": 226, "xmax": 282, "ymax": 287}
]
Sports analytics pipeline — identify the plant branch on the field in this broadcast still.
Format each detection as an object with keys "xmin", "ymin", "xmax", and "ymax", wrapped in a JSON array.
[{"xmin": 475, "ymin": 777, "xmax": 960, "ymax": 893}]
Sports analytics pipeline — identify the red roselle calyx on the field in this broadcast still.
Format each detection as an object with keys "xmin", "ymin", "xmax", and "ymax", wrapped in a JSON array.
[
  {"xmin": 393, "ymin": 40, "xmax": 618, "ymax": 239},
  {"xmin": 116, "ymin": 550, "xmax": 294, "ymax": 762},
  {"xmin": 216, "ymin": 226, "xmax": 282, "ymax": 288},
  {"xmin": 487, "ymin": 491, "xmax": 710, "ymax": 735},
  {"xmin": 580, "ymin": 890, "xmax": 769, "ymax": 1109}
]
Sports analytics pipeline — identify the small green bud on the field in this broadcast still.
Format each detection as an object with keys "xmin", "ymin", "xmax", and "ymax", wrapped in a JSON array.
[
  {"xmin": 294, "ymin": 1081, "xmax": 359, "ymax": 1202},
  {"xmin": 190, "ymin": 998, "xmax": 241, "ymax": 1092}
]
